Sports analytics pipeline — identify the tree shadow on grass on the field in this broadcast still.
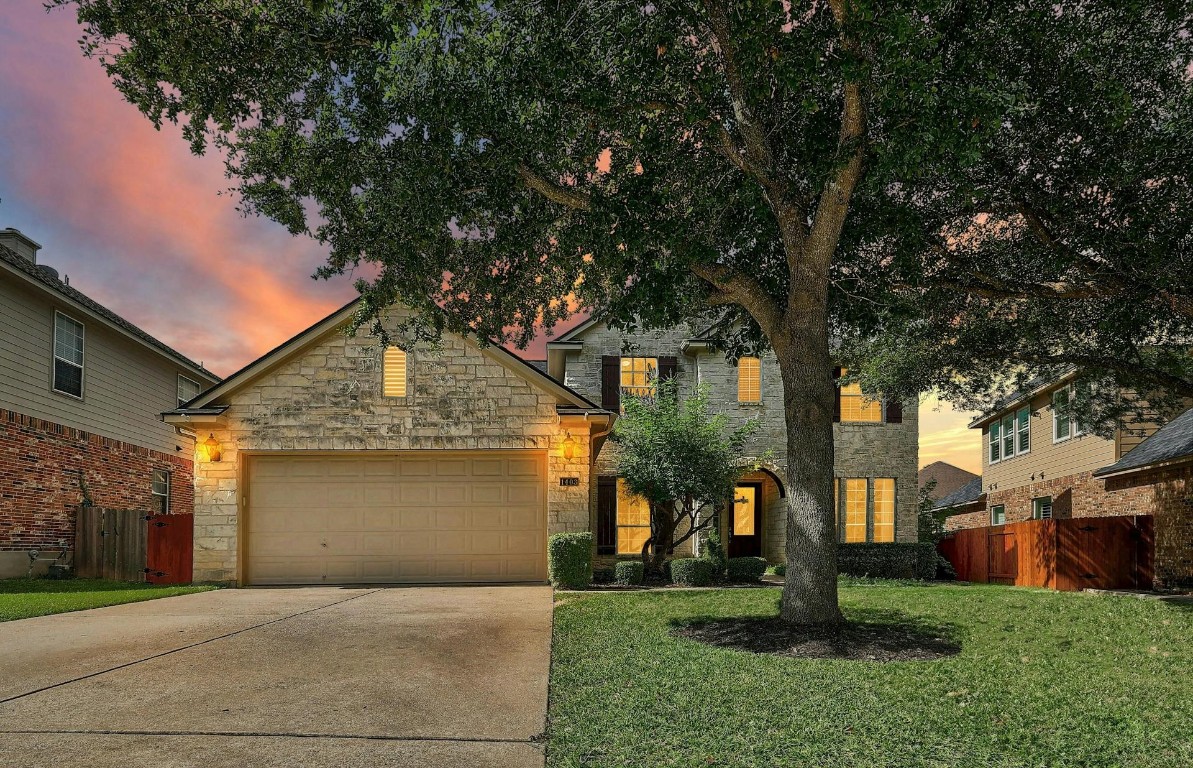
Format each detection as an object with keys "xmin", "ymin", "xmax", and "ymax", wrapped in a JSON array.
[{"xmin": 670, "ymin": 607, "xmax": 961, "ymax": 662}]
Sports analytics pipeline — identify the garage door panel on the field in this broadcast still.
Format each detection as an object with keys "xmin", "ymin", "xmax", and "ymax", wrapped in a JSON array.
[{"xmin": 247, "ymin": 452, "xmax": 546, "ymax": 585}]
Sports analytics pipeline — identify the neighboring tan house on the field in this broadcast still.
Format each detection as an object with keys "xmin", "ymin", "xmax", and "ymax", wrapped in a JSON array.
[
  {"xmin": 0, "ymin": 228, "xmax": 220, "ymax": 577},
  {"xmin": 545, "ymin": 318, "xmax": 920, "ymax": 565},
  {"xmin": 919, "ymin": 461, "xmax": 978, "ymax": 501},
  {"xmin": 168, "ymin": 303, "xmax": 918, "ymax": 585},
  {"xmin": 945, "ymin": 371, "xmax": 1193, "ymax": 589}
]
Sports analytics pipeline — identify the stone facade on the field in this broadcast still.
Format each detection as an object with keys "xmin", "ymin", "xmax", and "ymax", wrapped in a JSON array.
[
  {"xmin": 946, "ymin": 466, "xmax": 1193, "ymax": 589},
  {"xmin": 554, "ymin": 321, "xmax": 920, "ymax": 564},
  {"xmin": 188, "ymin": 307, "xmax": 591, "ymax": 583},
  {"xmin": 0, "ymin": 408, "xmax": 193, "ymax": 577}
]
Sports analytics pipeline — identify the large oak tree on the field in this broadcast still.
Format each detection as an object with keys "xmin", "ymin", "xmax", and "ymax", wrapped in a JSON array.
[{"xmin": 58, "ymin": 0, "xmax": 1193, "ymax": 624}]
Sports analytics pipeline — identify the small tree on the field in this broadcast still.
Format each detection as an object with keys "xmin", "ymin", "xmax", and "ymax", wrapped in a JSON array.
[{"xmin": 613, "ymin": 378, "xmax": 759, "ymax": 575}]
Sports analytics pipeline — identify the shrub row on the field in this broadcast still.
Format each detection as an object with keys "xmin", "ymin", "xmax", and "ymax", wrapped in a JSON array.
[{"xmin": 836, "ymin": 542, "xmax": 939, "ymax": 580}]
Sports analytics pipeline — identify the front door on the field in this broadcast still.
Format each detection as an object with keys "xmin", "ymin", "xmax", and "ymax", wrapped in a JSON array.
[{"xmin": 728, "ymin": 483, "xmax": 763, "ymax": 558}]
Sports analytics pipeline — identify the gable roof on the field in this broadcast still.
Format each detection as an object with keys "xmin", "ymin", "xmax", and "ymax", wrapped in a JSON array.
[
  {"xmin": 1, "ymin": 242, "xmax": 220, "ymax": 383},
  {"xmin": 181, "ymin": 298, "xmax": 602, "ymax": 411},
  {"xmin": 919, "ymin": 461, "xmax": 979, "ymax": 499},
  {"xmin": 968, "ymin": 368, "xmax": 1079, "ymax": 429},
  {"xmin": 1094, "ymin": 406, "xmax": 1193, "ymax": 477},
  {"xmin": 931, "ymin": 475, "xmax": 986, "ymax": 512}
]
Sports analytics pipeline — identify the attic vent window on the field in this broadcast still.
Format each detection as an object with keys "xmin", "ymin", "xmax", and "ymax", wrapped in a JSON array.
[{"xmin": 383, "ymin": 347, "xmax": 408, "ymax": 398}]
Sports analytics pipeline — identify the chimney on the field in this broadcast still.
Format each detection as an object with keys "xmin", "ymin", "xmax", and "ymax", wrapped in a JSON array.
[{"xmin": 0, "ymin": 228, "xmax": 42, "ymax": 263}]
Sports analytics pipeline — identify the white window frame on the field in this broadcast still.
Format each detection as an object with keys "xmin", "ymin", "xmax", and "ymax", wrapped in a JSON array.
[
  {"xmin": 52, "ymin": 311, "xmax": 85, "ymax": 399},
  {"xmin": 990, "ymin": 504, "xmax": 1006, "ymax": 525},
  {"xmin": 151, "ymin": 469, "xmax": 171, "ymax": 515},
  {"xmin": 1032, "ymin": 496, "xmax": 1053, "ymax": 520},
  {"xmin": 1053, "ymin": 386, "xmax": 1073, "ymax": 443},
  {"xmin": 177, "ymin": 375, "xmax": 201, "ymax": 408},
  {"xmin": 1015, "ymin": 406, "xmax": 1031, "ymax": 456},
  {"xmin": 1001, "ymin": 414, "xmax": 1015, "ymax": 461},
  {"xmin": 988, "ymin": 420, "xmax": 1001, "ymax": 464}
]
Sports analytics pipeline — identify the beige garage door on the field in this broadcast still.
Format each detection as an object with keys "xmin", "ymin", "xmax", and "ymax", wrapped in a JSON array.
[{"xmin": 246, "ymin": 452, "xmax": 547, "ymax": 585}]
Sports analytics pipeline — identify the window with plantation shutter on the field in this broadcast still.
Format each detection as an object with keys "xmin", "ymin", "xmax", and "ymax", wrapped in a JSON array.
[
  {"xmin": 737, "ymin": 357, "xmax": 761, "ymax": 402},
  {"xmin": 52, "ymin": 312, "xmax": 84, "ymax": 398},
  {"xmin": 383, "ymin": 347, "xmax": 408, "ymax": 398}
]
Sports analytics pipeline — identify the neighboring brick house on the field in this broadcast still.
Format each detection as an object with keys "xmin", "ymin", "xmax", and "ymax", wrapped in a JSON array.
[
  {"xmin": 944, "ymin": 371, "xmax": 1193, "ymax": 589},
  {"xmin": 0, "ymin": 228, "xmax": 220, "ymax": 577},
  {"xmin": 545, "ymin": 318, "xmax": 920, "ymax": 565},
  {"xmin": 169, "ymin": 301, "xmax": 917, "ymax": 585}
]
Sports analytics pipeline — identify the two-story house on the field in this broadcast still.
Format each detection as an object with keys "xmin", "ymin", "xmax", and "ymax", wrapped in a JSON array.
[
  {"xmin": 0, "ymin": 228, "xmax": 220, "ymax": 577},
  {"xmin": 945, "ymin": 371, "xmax": 1193, "ymax": 589},
  {"xmin": 168, "ymin": 301, "xmax": 917, "ymax": 585}
]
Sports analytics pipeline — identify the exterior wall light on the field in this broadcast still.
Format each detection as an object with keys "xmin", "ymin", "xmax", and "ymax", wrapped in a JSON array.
[
  {"xmin": 201, "ymin": 433, "xmax": 222, "ymax": 463},
  {"xmin": 562, "ymin": 431, "xmax": 578, "ymax": 460}
]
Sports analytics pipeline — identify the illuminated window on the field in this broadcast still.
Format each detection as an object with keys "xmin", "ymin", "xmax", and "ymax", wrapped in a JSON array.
[
  {"xmin": 844, "ymin": 478, "xmax": 868, "ymax": 543},
  {"xmin": 733, "ymin": 485, "xmax": 757, "ymax": 536},
  {"xmin": 839, "ymin": 368, "xmax": 883, "ymax": 422},
  {"xmin": 620, "ymin": 357, "xmax": 658, "ymax": 401},
  {"xmin": 873, "ymin": 478, "xmax": 895, "ymax": 542},
  {"xmin": 383, "ymin": 347, "xmax": 408, "ymax": 398},
  {"xmin": 616, "ymin": 479, "xmax": 652, "ymax": 555},
  {"xmin": 737, "ymin": 357, "xmax": 761, "ymax": 402}
]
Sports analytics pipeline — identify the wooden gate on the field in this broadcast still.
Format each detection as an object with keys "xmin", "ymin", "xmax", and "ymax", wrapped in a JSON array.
[
  {"xmin": 75, "ymin": 507, "xmax": 146, "ymax": 581},
  {"xmin": 145, "ymin": 514, "xmax": 194, "ymax": 585},
  {"xmin": 939, "ymin": 515, "xmax": 1152, "ymax": 591},
  {"xmin": 74, "ymin": 508, "xmax": 194, "ymax": 584}
]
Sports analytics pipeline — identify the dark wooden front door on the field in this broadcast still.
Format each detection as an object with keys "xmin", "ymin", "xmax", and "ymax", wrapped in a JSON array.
[{"xmin": 728, "ymin": 483, "xmax": 763, "ymax": 558}]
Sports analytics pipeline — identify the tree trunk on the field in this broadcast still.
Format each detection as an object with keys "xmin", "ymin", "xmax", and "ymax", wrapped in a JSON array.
[
  {"xmin": 774, "ymin": 314, "xmax": 843, "ymax": 626},
  {"xmin": 643, "ymin": 500, "xmax": 677, "ymax": 576}
]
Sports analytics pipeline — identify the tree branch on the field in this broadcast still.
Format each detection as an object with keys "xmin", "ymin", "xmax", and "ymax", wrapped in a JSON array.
[
  {"xmin": 517, "ymin": 163, "xmax": 592, "ymax": 211},
  {"xmin": 690, "ymin": 262, "xmax": 784, "ymax": 336}
]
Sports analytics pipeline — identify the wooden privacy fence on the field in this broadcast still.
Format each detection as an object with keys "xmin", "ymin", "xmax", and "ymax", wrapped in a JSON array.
[
  {"xmin": 74, "ymin": 507, "xmax": 194, "ymax": 584},
  {"xmin": 938, "ymin": 515, "xmax": 1153, "ymax": 591}
]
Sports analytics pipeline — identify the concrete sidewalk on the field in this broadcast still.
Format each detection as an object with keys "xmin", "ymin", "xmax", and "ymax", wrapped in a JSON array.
[{"xmin": 0, "ymin": 586, "xmax": 552, "ymax": 767}]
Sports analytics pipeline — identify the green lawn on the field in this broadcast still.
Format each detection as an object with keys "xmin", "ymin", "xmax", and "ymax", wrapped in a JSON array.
[
  {"xmin": 548, "ymin": 582, "xmax": 1193, "ymax": 768},
  {"xmin": 0, "ymin": 578, "xmax": 214, "ymax": 622}
]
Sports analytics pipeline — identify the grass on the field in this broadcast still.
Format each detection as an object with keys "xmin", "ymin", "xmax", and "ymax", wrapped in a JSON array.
[
  {"xmin": 0, "ymin": 578, "xmax": 214, "ymax": 622},
  {"xmin": 548, "ymin": 581, "xmax": 1193, "ymax": 768}
]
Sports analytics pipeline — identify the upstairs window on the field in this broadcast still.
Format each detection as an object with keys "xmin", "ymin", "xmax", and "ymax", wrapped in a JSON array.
[
  {"xmin": 383, "ymin": 347, "xmax": 408, "ymax": 398},
  {"xmin": 177, "ymin": 375, "xmax": 201, "ymax": 408},
  {"xmin": 151, "ymin": 469, "xmax": 170, "ymax": 515},
  {"xmin": 620, "ymin": 357, "xmax": 658, "ymax": 401},
  {"xmin": 1001, "ymin": 413, "xmax": 1015, "ymax": 459},
  {"xmin": 1015, "ymin": 407, "xmax": 1030, "ymax": 455},
  {"xmin": 737, "ymin": 357, "xmax": 761, "ymax": 402},
  {"xmin": 838, "ymin": 368, "xmax": 883, "ymax": 422},
  {"xmin": 52, "ymin": 312, "xmax": 84, "ymax": 398},
  {"xmin": 989, "ymin": 420, "xmax": 1001, "ymax": 464}
]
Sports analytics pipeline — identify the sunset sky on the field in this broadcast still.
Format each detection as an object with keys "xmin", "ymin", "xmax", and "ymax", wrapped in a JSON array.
[{"xmin": 0, "ymin": 4, "xmax": 981, "ymax": 473}]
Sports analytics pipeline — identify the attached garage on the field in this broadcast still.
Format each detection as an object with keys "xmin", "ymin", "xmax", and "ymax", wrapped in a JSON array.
[
  {"xmin": 165, "ymin": 301, "xmax": 610, "ymax": 585},
  {"xmin": 245, "ymin": 452, "xmax": 547, "ymax": 585}
]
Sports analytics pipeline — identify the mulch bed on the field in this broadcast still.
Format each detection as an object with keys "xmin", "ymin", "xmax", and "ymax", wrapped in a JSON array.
[{"xmin": 673, "ymin": 617, "xmax": 961, "ymax": 662}]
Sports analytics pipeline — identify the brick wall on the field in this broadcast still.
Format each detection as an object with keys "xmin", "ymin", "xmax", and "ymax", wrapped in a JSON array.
[
  {"xmin": 0, "ymin": 408, "xmax": 194, "ymax": 553},
  {"xmin": 945, "ymin": 466, "xmax": 1193, "ymax": 589}
]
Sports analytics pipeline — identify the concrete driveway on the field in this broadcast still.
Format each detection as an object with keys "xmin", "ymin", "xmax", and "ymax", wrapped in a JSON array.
[{"xmin": 0, "ymin": 586, "xmax": 553, "ymax": 767}]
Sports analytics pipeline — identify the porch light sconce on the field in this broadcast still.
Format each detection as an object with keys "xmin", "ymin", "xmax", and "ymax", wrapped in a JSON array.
[
  {"xmin": 201, "ymin": 433, "xmax": 222, "ymax": 463},
  {"xmin": 562, "ymin": 431, "xmax": 578, "ymax": 460}
]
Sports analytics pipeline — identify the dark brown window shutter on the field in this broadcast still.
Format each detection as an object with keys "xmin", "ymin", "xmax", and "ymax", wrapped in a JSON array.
[
  {"xmin": 601, "ymin": 356, "xmax": 621, "ymax": 411},
  {"xmin": 833, "ymin": 367, "xmax": 842, "ymax": 423},
  {"xmin": 657, "ymin": 356, "xmax": 678, "ymax": 381},
  {"xmin": 596, "ymin": 476, "xmax": 617, "ymax": 555},
  {"xmin": 885, "ymin": 398, "xmax": 903, "ymax": 424}
]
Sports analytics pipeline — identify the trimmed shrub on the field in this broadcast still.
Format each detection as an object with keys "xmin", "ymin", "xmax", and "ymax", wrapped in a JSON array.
[
  {"xmin": 726, "ymin": 556, "xmax": 768, "ymax": 582},
  {"xmin": 837, "ymin": 543, "xmax": 921, "ymax": 580},
  {"xmin": 703, "ymin": 526, "xmax": 727, "ymax": 574},
  {"xmin": 670, "ymin": 557, "xmax": 716, "ymax": 587},
  {"xmin": 614, "ymin": 560, "xmax": 645, "ymax": 586},
  {"xmin": 766, "ymin": 563, "xmax": 786, "ymax": 577},
  {"xmin": 914, "ymin": 542, "xmax": 939, "ymax": 581},
  {"xmin": 591, "ymin": 567, "xmax": 615, "ymax": 585},
  {"xmin": 547, "ymin": 532, "xmax": 593, "ymax": 589}
]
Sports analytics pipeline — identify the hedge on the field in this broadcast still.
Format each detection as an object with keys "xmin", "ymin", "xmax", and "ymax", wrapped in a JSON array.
[
  {"xmin": 726, "ymin": 556, "xmax": 768, "ymax": 582},
  {"xmin": 670, "ymin": 557, "xmax": 716, "ymax": 587},
  {"xmin": 614, "ymin": 560, "xmax": 645, "ymax": 586},
  {"xmin": 837, "ymin": 542, "xmax": 939, "ymax": 580},
  {"xmin": 547, "ymin": 532, "xmax": 592, "ymax": 589}
]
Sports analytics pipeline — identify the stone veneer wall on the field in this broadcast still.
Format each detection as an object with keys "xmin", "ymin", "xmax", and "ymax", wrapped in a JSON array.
[
  {"xmin": 0, "ymin": 408, "xmax": 193, "ymax": 577},
  {"xmin": 564, "ymin": 323, "xmax": 920, "ymax": 562},
  {"xmin": 191, "ymin": 309, "xmax": 590, "ymax": 584},
  {"xmin": 946, "ymin": 467, "xmax": 1193, "ymax": 589}
]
